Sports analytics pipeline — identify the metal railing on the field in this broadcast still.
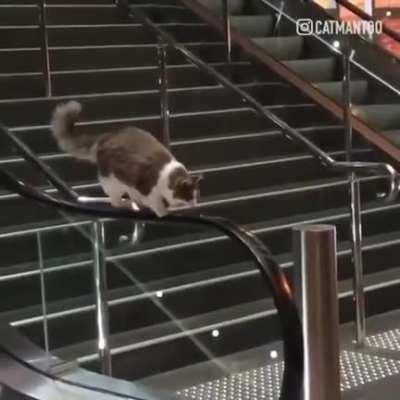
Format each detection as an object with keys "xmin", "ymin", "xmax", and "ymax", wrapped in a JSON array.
[
  {"xmin": 37, "ymin": 0, "xmax": 52, "ymax": 97},
  {"xmin": 116, "ymin": 0, "xmax": 400, "ymax": 348},
  {"xmin": 216, "ymin": 0, "xmax": 400, "ymax": 348},
  {"xmin": 0, "ymin": 121, "xmax": 304, "ymax": 400}
]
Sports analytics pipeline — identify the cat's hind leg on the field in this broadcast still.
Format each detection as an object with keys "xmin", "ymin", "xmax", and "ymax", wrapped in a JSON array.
[{"xmin": 99, "ymin": 175, "xmax": 127, "ymax": 208}]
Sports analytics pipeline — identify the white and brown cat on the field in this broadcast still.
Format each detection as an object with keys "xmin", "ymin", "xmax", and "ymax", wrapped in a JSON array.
[{"xmin": 51, "ymin": 101, "xmax": 201, "ymax": 217}]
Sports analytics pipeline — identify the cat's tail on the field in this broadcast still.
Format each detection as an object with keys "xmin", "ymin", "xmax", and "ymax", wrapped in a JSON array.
[{"xmin": 51, "ymin": 100, "xmax": 97, "ymax": 162}]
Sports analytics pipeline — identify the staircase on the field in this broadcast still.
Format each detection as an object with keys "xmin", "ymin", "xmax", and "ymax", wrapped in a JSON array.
[
  {"xmin": 195, "ymin": 0, "xmax": 400, "ymax": 150},
  {"xmin": 2, "ymin": 0, "xmax": 400, "ymax": 399}
]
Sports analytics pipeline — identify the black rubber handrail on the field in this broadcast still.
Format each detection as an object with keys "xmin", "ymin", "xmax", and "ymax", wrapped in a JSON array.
[
  {"xmin": 117, "ymin": 0, "xmax": 399, "ymax": 202},
  {"xmin": 0, "ymin": 123, "xmax": 303, "ymax": 399}
]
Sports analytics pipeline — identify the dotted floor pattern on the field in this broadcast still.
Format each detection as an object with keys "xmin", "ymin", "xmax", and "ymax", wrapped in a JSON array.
[
  {"xmin": 177, "ymin": 350, "xmax": 400, "ymax": 400},
  {"xmin": 366, "ymin": 329, "xmax": 400, "ymax": 352}
]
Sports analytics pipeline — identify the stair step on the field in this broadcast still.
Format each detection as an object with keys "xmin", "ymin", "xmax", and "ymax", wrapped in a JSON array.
[
  {"xmin": 0, "ymin": 26, "xmax": 40, "ymax": 49},
  {"xmin": 352, "ymin": 104, "xmax": 400, "ymax": 131},
  {"xmin": 383, "ymin": 129, "xmax": 400, "ymax": 145},
  {"xmin": 45, "ymin": 5, "xmax": 198, "ymax": 25},
  {"xmin": 0, "ymin": 69, "xmax": 269, "ymax": 99},
  {"xmin": 0, "ymin": 23, "xmax": 219, "ymax": 49},
  {"xmin": 230, "ymin": 15, "xmax": 273, "ymax": 37},
  {"xmin": 0, "ymin": 5, "xmax": 38, "ymax": 26},
  {"xmin": 283, "ymin": 57, "xmax": 338, "ymax": 82},
  {"xmin": 0, "ymin": 73, "xmax": 44, "ymax": 99},
  {"xmin": 251, "ymin": 36, "xmax": 304, "ymax": 60},
  {"xmin": 50, "ymin": 64, "xmax": 268, "ymax": 96},
  {"xmin": 314, "ymin": 80, "xmax": 369, "ymax": 104}
]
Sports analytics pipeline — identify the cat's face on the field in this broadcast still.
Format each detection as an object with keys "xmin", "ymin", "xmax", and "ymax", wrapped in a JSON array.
[{"xmin": 166, "ymin": 174, "xmax": 202, "ymax": 209}]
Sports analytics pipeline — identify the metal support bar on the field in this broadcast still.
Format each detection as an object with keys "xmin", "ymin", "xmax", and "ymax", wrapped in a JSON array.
[
  {"xmin": 37, "ymin": 232, "xmax": 50, "ymax": 360},
  {"xmin": 157, "ymin": 39, "xmax": 171, "ymax": 149},
  {"xmin": 342, "ymin": 37, "xmax": 366, "ymax": 346},
  {"xmin": 293, "ymin": 224, "xmax": 341, "ymax": 400},
  {"xmin": 350, "ymin": 175, "xmax": 366, "ymax": 346},
  {"xmin": 342, "ymin": 37, "xmax": 353, "ymax": 162},
  {"xmin": 92, "ymin": 221, "xmax": 112, "ymax": 376},
  {"xmin": 38, "ymin": 0, "xmax": 52, "ymax": 97},
  {"xmin": 222, "ymin": 0, "xmax": 231, "ymax": 62},
  {"xmin": 273, "ymin": 1, "xmax": 285, "ymax": 36}
]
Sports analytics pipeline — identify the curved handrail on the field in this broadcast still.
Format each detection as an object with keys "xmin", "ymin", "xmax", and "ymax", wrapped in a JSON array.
[
  {"xmin": 0, "ymin": 125, "xmax": 303, "ymax": 398},
  {"xmin": 117, "ymin": 0, "xmax": 400, "ymax": 202}
]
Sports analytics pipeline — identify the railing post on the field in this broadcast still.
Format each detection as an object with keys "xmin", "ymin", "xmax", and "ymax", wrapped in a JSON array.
[
  {"xmin": 37, "ymin": 232, "xmax": 50, "ymax": 361},
  {"xmin": 342, "ymin": 36, "xmax": 366, "ymax": 346},
  {"xmin": 222, "ymin": 0, "xmax": 231, "ymax": 63},
  {"xmin": 38, "ymin": 0, "xmax": 52, "ymax": 97},
  {"xmin": 92, "ymin": 221, "xmax": 112, "ymax": 376},
  {"xmin": 157, "ymin": 38, "xmax": 171, "ymax": 149},
  {"xmin": 293, "ymin": 224, "xmax": 341, "ymax": 400}
]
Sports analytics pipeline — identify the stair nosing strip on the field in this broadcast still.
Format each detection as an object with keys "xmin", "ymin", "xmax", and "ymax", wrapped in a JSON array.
[
  {"xmin": 0, "ymin": 25, "xmax": 38, "ymax": 29},
  {"xmin": 78, "ymin": 308, "xmax": 275, "ymax": 363},
  {"xmin": 51, "ymin": 60, "xmax": 251, "ymax": 75},
  {"xmin": 173, "ymin": 125, "xmax": 343, "ymax": 145},
  {"xmin": 0, "ymin": 81, "xmax": 272, "ymax": 103},
  {"xmin": 8, "ymin": 103, "xmax": 317, "ymax": 131},
  {"xmin": 49, "ymin": 41, "xmax": 225, "ymax": 50},
  {"xmin": 46, "ymin": 22, "xmax": 208, "ymax": 28}
]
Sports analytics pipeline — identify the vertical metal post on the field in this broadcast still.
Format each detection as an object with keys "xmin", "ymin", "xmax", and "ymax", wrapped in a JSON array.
[
  {"xmin": 92, "ymin": 221, "xmax": 112, "ymax": 376},
  {"xmin": 157, "ymin": 38, "xmax": 170, "ymax": 149},
  {"xmin": 37, "ymin": 232, "xmax": 50, "ymax": 360},
  {"xmin": 222, "ymin": 0, "xmax": 231, "ymax": 63},
  {"xmin": 38, "ymin": 0, "xmax": 52, "ymax": 97},
  {"xmin": 273, "ymin": 1, "xmax": 285, "ymax": 36},
  {"xmin": 342, "ymin": 37, "xmax": 366, "ymax": 346},
  {"xmin": 293, "ymin": 225, "xmax": 341, "ymax": 400},
  {"xmin": 365, "ymin": 0, "xmax": 374, "ymax": 16},
  {"xmin": 342, "ymin": 37, "xmax": 353, "ymax": 162}
]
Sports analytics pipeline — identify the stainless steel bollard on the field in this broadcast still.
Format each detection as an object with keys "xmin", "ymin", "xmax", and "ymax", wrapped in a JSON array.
[{"xmin": 293, "ymin": 225, "xmax": 341, "ymax": 400}]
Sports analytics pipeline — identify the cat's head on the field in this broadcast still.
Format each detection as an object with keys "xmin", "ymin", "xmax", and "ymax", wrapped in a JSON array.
[{"xmin": 165, "ymin": 171, "xmax": 202, "ymax": 209}]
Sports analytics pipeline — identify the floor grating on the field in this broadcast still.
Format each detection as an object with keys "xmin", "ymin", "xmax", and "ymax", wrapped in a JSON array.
[{"xmin": 177, "ymin": 333, "xmax": 400, "ymax": 400}]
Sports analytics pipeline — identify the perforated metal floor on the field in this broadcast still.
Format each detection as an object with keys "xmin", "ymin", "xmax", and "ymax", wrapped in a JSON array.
[
  {"xmin": 177, "ymin": 349, "xmax": 400, "ymax": 400},
  {"xmin": 366, "ymin": 329, "xmax": 400, "ymax": 352}
]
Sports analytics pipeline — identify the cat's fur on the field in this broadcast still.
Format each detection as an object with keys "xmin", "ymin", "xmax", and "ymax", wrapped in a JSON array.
[{"xmin": 51, "ymin": 101, "xmax": 201, "ymax": 217}]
